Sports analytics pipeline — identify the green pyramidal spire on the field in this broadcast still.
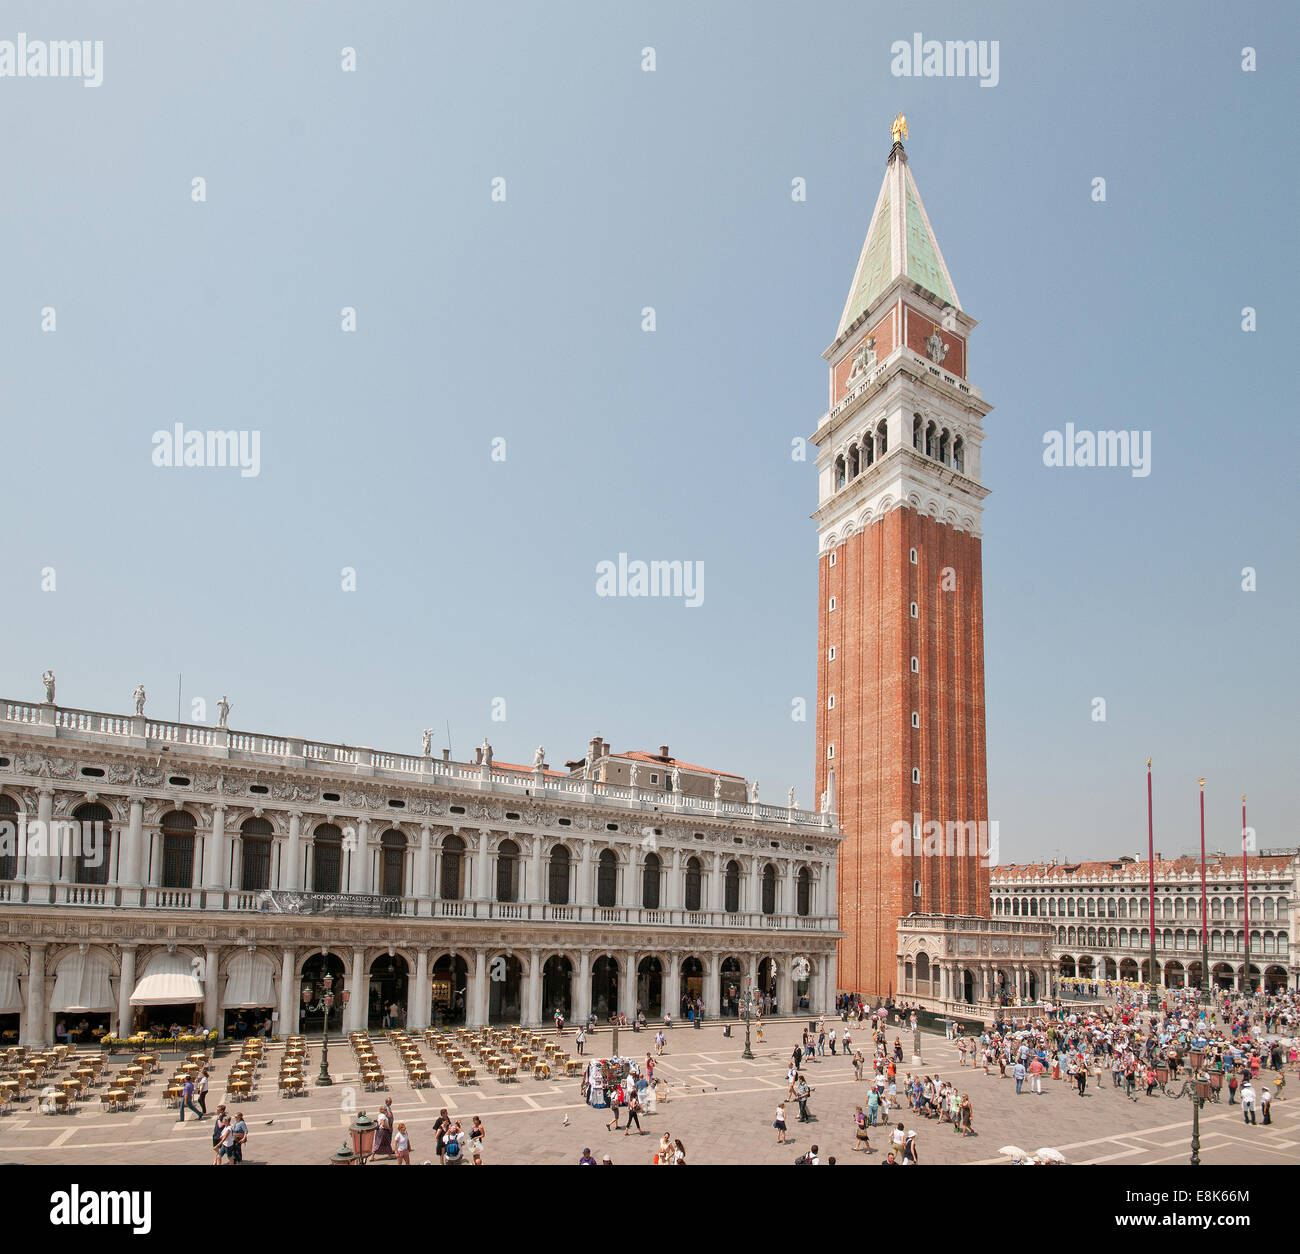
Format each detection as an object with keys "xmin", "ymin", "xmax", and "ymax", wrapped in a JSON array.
[{"xmin": 837, "ymin": 139, "xmax": 961, "ymax": 338}]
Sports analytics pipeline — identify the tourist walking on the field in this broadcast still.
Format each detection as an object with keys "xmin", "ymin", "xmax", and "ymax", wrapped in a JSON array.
[
  {"xmin": 177, "ymin": 1076, "xmax": 204, "ymax": 1122},
  {"xmin": 624, "ymin": 1091, "xmax": 644, "ymax": 1136},
  {"xmin": 854, "ymin": 1106, "xmax": 872, "ymax": 1153},
  {"xmin": 374, "ymin": 1099, "xmax": 394, "ymax": 1157},
  {"xmin": 1241, "ymin": 1080, "xmax": 1257, "ymax": 1125},
  {"xmin": 196, "ymin": 1069, "xmax": 210, "ymax": 1115},
  {"xmin": 795, "ymin": 1075, "xmax": 813, "ymax": 1122},
  {"xmin": 230, "ymin": 1111, "xmax": 247, "ymax": 1165},
  {"xmin": 576, "ymin": 1027, "xmax": 586, "ymax": 1056},
  {"xmin": 774, "ymin": 1102, "xmax": 788, "ymax": 1144},
  {"xmin": 1013, "ymin": 1059, "xmax": 1025, "ymax": 1094},
  {"xmin": 469, "ymin": 1115, "xmax": 486, "ymax": 1163},
  {"xmin": 393, "ymin": 1122, "xmax": 411, "ymax": 1164},
  {"xmin": 1260, "ymin": 1085, "xmax": 1272, "ymax": 1125}
]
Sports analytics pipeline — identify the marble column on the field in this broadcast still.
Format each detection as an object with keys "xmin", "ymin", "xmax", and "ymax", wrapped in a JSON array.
[
  {"xmin": 669, "ymin": 848, "xmax": 683, "ymax": 912},
  {"xmin": 414, "ymin": 826, "xmax": 431, "ymax": 912},
  {"xmin": 709, "ymin": 852, "xmax": 724, "ymax": 912},
  {"xmin": 203, "ymin": 945, "xmax": 220, "ymax": 1033},
  {"xmin": 825, "ymin": 951, "xmax": 837, "ymax": 1011},
  {"xmin": 664, "ymin": 953, "xmax": 681, "ymax": 1024},
  {"xmin": 469, "ymin": 950, "xmax": 488, "ymax": 1027},
  {"xmin": 705, "ymin": 952, "xmax": 721, "ymax": 1017},
  {"xmin": 277, "ymin": 948, "xmax": 296, "ymax": 1038},
  {"xmin": 117, "ymin": 946, "xmax": 136, "ymax": 1038},
  {"xmin": 285, "ymin": 812, "xmax": 302, "ymax": 892},
  {"xmin": 22, "ymin": 942, "xmax": 47, "ymax": 1046},
  {"xmin": 526, "ymin": 949, "xmax": 543, "ymax": 1026},
  {"xmin": 32, "ymin": 789, "xmax": 55, "ymax": 893},
  {"xmin": 124, "ymin": 795, "xmax": 144, "ymax": 883},
  {"xmin": 413, "ymin": 948, "xmax": 430, "ymax": 1029},
  {"xmin": 530, "ymin": 838, "xmax": 544, "ymax": 907},
  {"xmin": 475, "ymin": 831, "xmax": 490, "ymax": 904},
  {"xmin": 619, "ymin": 950, "xmax": 636, "ymax": 1020},
  {"xmin": 353, "ymin": 820, "xmax": 372, "ymax": 896},
  {"xmin": 575, "ymin": 950, "xmax": 591, "ymax": 1023},
  {"xmin": 204, "ymin": 805, "xmax": 226, "ymax": 892},
  {"xmin": 349, "ymin": 948, "xmax": 366, "ymax": 1033}
]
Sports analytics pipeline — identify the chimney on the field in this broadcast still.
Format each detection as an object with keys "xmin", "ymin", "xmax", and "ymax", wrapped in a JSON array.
[
  {"xmin": 589, "ymin": 736, "xmax": 602, "ymax": 762},
  {"xmin": 441, "ymin": 748, "xmax": 450, "ymax": 761},
  {"xmin": 659, "ymin": 745, "xmax": 670, "ymax": 760},
  {"xmin": 474, "ymin": 747, "xmax": 482, "ymax": 764}
]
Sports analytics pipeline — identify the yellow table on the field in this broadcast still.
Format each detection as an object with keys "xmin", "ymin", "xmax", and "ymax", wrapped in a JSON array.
[{"xmin": 228, "ymin": 1079, "xmax": 251, "ymax": 1095}]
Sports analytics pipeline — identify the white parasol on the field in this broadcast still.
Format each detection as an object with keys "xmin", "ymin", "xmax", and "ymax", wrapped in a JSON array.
[{"xmin": 1035, "ymin": 1147, "xmax": 1066, "ymax": 1164}]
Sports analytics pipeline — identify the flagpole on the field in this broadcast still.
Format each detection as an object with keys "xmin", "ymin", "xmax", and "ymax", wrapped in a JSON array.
[
  {"xmin": 1241, "ymin": 794, "xmax": 1250, "ymax": 998},
  {"xmin": 1147, "ymin": 759, "xmax": 1158, "ymax": 1011},
  {"xmin": 1199, "ymin": 779, "xmax": 1209, "ymax": 1005}
]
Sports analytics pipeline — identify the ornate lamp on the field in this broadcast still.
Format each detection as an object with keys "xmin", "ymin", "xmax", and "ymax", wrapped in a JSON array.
[
  {"xmin": 349, "ymin": 1111, "xmax": 378, "ymax": 1164},
  {"xmin": 314, "ymin": 972, "xmax": 335, "ymax": 1087},
  {"xmin": 329, "ymin": 1141, "xmax": 356, "ymax": 1165}
]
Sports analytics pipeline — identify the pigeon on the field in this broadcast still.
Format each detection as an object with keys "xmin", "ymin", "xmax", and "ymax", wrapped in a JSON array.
[
  {"xmin": 562, "ymin": 1114, "xmax": 570, "ymax": 1126},
  {"xmin": 265, "ymin": 1119, "xmax": 274, "ymax": 1125}
]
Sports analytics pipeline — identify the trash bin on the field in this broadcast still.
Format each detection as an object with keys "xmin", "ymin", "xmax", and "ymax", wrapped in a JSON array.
[
  {"xmin": 722, "ymin": 1024, "xmax": 732, "ymax": 1038},
  {"xmin": 808, "ymin": 1020, "xmax": 817, "ymax": 1032},
  {"xmin": 693, "ymin": 1015, "xmax": 701, "ymax": 1030}
]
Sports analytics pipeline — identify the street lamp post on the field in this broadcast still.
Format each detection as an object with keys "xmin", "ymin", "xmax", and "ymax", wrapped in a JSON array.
[
  {"xmin": 1160, "ymin": 1045, "xmax": 1214, "ymax": 1166},
  {"xmin": 314, "ymin": 972, "xmax": 335, "ymax": 1087},
  {"xmin": 739, "ymin": 979, "xmax": 757, "ymax": 1060}
]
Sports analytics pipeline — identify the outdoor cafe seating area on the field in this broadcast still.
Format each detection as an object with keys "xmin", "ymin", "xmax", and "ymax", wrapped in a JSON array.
[
  {"xmin": 0, "ymin": 1043, "xmax": 108, "ymax": 1114},
  {"xmin": 421, "ymin": 1024, "xmax": 575, "ymax": 1084}
]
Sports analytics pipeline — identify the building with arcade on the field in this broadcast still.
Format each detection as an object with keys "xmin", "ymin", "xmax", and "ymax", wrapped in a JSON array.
[{"xmin": 0, "ymin": 693, "xmax": 843, "ymax": 1045}]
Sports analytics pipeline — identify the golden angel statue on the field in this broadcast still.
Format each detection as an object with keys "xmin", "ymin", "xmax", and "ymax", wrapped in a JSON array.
[{"xmin": 891, "ymin": 112, "xmax": 908, "ymax": 145}]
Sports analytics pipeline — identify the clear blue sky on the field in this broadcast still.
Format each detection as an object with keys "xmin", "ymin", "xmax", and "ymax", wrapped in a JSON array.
[{"xmin": 1, "ymin": 1, "xmax": 1295, "ymax": 864}]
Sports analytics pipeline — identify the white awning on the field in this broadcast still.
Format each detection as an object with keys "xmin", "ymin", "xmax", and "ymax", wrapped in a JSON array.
[
  {"xmin": 0, "ymin": 949, "xmax": 23, "ymax": 1013},
  {"xmin": 50, "ymin": 949, "xmax": 116, "ymax": 1013},
  {"xmin": 130, "ymin": 952, "xmax": 204, "ymax": 1006},
  {"xmin": 222, "ymin": 952, "xmax": 275, "ymax": 1009}
]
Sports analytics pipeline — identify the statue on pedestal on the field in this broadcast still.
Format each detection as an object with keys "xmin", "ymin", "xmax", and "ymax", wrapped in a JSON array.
[
  {"xmin": 629, "ymin": 763, "xmax": 639, "ymax": 788},
  {"xmin": 533, "ymin": 745, "xmax": 545, "ymax": 770},
  {"xmin": 787, "ymin": 787, "xmax": 796, "ymax": 809},
  {"xmin": 41, "ymin": 670, "xmax": 55, "ymax": 703},
  {"xmin": 750, "ymin": 781, "xmax": 760, "ymax": 803},
  {"xmin": 671, "ymin": 766, "xmax": 681, "ymax": 792},
  {"xmin": 133, "ymin": 684, "xmax": 147, "ymax": 716},
  {"xmin": 713, "ymin": 775, "xmax": 723, "ymax": 800},
  {"xmin": 480, "ymin": 738, "xmax": 493, "ymax": 767},
  {"xmin": 217, "ymin": 696, "xmax": 231, "ymax": 729},
  {"xmin": 421, "ymin": 728, "xmax": 433, "ymax": 756}
]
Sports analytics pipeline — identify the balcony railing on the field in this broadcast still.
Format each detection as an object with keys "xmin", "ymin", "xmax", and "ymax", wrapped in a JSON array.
[
  {"xmin": 0, "ymin": 878, "xmax": 839, "ymax": 932},
  {"xmin": 1, "ymin": 699, "xmax": 838, "ymax": 833}
]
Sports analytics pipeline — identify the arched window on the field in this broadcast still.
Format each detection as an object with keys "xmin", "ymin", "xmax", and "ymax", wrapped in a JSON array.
[
  {"xmin": 597, "ymin": 850, "xmax": 618, "ymax": 908},
  {"xmin": 953, "ymin": 436, "xmax": 965, "ymax": 473},
  {"xmin": 916, "ymin": 952, "xmax": 930, "ymax": 988},
  {"xmin": 875, "ymin": 419, "xmax": 888, "ymax": 457},
  {"xmin": 925, "ymin": 420, "xmax": 936, "ymax": 458},
  {"xmin": 761, "ymin": 864, "xmax": 777, "ymax": 915},
  {"xmin": 548, "ymin": 845, "xmax": 570, "ymax": 905},
  {"xmin": 913, "ymin": 414, "xmax": 923, "ymax": 451},
  {"xmin": 724, "ymin": 860, "xmax": 741, "ymax": 913},
  {"xmin": 1030, "ymin": 898, "xmax": 1039, "ymax": 916},
  {"xmin": 847, "ymin": 444, "xmax": 860, "ymax": 479},
  {"xmin": 642, "ymin": 853, "xmax": 661, "ymax": 909},
  {"xmin": 796, "ymin": 867, "xmax": 811, "ymax": 916},
  {"xmin": 312, "ymin": 824, "xmax": 343, "ymax": 894},
  {"xmin": 1012, "ymin": 899, "xmax": 1020, "ymax": 917},
  {"xmin": 834, "ymin": 455, "xmax": 846, "ymax": 490},
  {"xmin": 240, "ymin": 816, "xmax": 273, "ymax": 892},
  {"xmin": 160, "ymin": 810, "xmax": 196, "ymax": 889},
  {"xmin": 1087, "ymin": 898, "xmax": 1096, "ymax": 917},
  {"xmin": 1067, "ymin": 899, "xmax": 1076, "ymax": 917},
  {"xmin": 440, "ymin": 835, "xmax": 464, "ymax": 900},
  {"xmin": 1106, "ymin": 898, "xmax": 1116, "ymax": 918},
  {"xmin": 937, "ymin": 429, "xmax": 950, "ymax": 465},
  {"xmin": 0, "ymin": 795, "xmax": 18, "ymax": 880},
  {"xmin": 496, "ymin": 839, "xmax": 519, "ymax": 903},
  {"xmin": 864, "ymin": 433, "xmax": 875, "ymax": 468},
  {"xmin": 380, "ymin": 830, "xmax": 406, "ymax": 898},
  {"xmin": 684, "ymin": 857, "xmax": 702, "ymax": 912},
  {"xmin": 72, "ymin": 802, "xmax": 112, "ymax": 885}
]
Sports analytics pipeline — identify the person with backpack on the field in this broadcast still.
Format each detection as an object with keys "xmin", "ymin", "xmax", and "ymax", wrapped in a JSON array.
[
  {"xmin": 444, "ymin": 1122, "xmax": 465, "ymax": 1163},
  {"xmin": 606, "ymin": 1084, "xmax": 624, "ymax": 1132},
  {"xmin": 794, "ymin": 1144, "xmax": 819, "ymax": 1165},
  {"xmin": 794, "ymin": 1075, "xmax": 813, "ymax": 1122}
]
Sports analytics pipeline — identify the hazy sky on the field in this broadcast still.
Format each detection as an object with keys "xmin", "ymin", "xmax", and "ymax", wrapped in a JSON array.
[{"xmin": 1, "ymin": 1, "xmax": 1295, "ymax": 864}]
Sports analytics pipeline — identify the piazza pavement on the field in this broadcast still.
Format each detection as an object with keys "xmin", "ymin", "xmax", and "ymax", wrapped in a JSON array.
[{"xmin": 0, "ymin": 1017, "xmax": 1295, "ymax": 1167}]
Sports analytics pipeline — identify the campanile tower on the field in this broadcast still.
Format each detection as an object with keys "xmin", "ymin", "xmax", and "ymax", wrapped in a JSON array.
[{"xmin": 813, "ymin": 125, "xmax": 993, "ymax": 1000}]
